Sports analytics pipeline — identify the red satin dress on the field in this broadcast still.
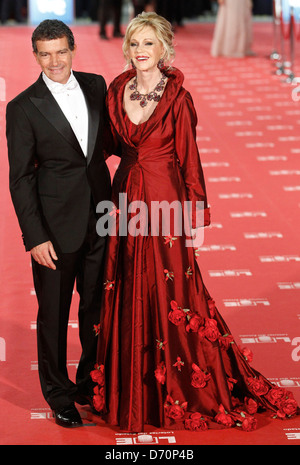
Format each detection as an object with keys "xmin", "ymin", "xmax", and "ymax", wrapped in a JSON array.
[{"xmin": 92, "ymin": 68, "xmax": 299, "ymax": 432}]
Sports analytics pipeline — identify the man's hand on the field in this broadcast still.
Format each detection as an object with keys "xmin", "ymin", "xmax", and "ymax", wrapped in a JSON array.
[{"xmin": 31, "ymin": 241, "xmax": 58, "ymax": 270}]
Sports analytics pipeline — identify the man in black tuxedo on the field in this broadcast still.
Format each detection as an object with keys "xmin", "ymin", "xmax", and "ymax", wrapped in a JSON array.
[{"xmin": 6, "ymin": 20, "xmax": 111, "ymax": 427}]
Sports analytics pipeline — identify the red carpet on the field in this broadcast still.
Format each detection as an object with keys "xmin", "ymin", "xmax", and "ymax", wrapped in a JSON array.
[{"xmin": 0, "ymin": 21, "xmax": 300, "ymax": 446}]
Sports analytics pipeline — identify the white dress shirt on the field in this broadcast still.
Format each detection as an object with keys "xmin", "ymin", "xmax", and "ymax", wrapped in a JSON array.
[{"xmin": 43, "ymin": 71, "xmax": 89, "ymax": 157}]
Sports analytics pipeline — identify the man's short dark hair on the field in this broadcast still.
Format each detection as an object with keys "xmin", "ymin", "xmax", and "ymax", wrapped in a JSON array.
[{"xmin": 32, "ymin": 19, "xmax": 75, "ymax": 53}]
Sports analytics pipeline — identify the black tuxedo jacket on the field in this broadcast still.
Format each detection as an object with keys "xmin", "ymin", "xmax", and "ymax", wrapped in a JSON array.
[{"xmin": 6, "ymin": 71, "xmax": 111, "ymax": 253}]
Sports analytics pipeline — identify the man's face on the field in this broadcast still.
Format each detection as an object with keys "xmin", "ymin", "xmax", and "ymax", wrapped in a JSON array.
[{"xmin": 34, "ymin": 36, "xmax": 76, "ymax": 84}]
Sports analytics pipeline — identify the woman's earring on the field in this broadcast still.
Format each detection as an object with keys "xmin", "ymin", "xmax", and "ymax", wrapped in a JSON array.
[
  {"xmin": 131, "ymin": 59, "xmax": 136, "ymax": 69},
  {"xmin": 157, "ymin": 58, "xmax": 165, "ymax": 70}
]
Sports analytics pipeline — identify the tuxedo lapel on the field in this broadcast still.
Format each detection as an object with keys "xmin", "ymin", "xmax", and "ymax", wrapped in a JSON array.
[
  {"xmin": 30, "ymin": 75, "xmax": 84, "ymax": 156},
  {"xmin": 74, "ymin": 72, "xmax": 100, "ymax": 165}
]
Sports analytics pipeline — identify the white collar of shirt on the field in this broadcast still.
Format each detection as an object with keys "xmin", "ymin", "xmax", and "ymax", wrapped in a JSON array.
[{"xmin": 42, "ymin": 71, "xmax": 79, "ymax": 94}]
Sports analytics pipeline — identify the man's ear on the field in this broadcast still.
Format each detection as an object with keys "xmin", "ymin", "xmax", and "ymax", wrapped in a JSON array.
[
  {"xmin": 72, "ymin": 44, "xmax": 77, "ymax": 58},
  {"xmin": 33, "ymin": 51, "xmax": 40, "ymax": 65}
]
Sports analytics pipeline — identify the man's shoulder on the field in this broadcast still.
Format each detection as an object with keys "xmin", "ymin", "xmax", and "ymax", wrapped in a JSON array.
[
  {"xmin": 74, "ymin": 71, "xmax": 106, "ymax": 88},
  {"xmin": 74, "ymin": 71, "xmax": 104, "ymax": 79}
]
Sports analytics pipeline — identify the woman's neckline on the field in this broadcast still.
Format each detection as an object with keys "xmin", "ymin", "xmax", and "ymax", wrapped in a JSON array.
[{"xmin": 122, "ymin": 74, "xmax": 169, "ymax": 126}]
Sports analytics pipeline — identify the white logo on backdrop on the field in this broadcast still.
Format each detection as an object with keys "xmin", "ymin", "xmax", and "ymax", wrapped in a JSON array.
[
  {"xmin": 240, "ymin": 334, "xmax": 291, "ymax": 344},
  {"xmin": 223, "ymin": 298, "xmax": 270, "ymax": 307},
  {"xmin": 37, "ymin": 0, "xmax": 66, "ymax": 16},
  {"xmin": 208, "ymin": 269, "xmax": 252, "ymax": 277},
  {"xmin": 285, "ymin": 432, "xmax": 300, "ymax": 440}
]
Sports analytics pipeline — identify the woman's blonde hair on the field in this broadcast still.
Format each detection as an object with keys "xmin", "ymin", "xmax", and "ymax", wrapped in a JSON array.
[{"xmin": 122, "ymin": 12, "xmax": 175, "ymax": 68}]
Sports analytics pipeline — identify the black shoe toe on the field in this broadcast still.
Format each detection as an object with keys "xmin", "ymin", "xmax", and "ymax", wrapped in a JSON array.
[{"xmin": 52, "ymin": 404, "xmax": 83, "ymax": 428}]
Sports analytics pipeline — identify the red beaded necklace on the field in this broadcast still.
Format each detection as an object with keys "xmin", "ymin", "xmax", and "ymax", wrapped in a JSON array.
[{"xmin": 129, "ymin": 73, "xmax": 167, "ymax": 108}]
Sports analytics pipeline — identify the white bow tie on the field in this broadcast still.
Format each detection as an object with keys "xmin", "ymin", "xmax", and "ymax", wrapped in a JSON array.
[{"xmin": 50, "ymin": 79, "xmax": 78, "ymax": 94}]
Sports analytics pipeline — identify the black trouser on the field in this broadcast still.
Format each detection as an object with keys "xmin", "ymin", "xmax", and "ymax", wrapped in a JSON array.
[
  {"xmin": 32, "ymin": 207, "xmax": 106, "ymax": 411},
  {"xmin": 1, "ymin": 0, "xmax": 23, "ymax": 23},
  {"xmin": 98, "ymin": 0, "xmax": 122, "ymax": 35}
]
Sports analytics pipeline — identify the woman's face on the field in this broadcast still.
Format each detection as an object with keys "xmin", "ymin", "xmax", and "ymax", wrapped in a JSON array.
[{"xmin": 128, "ymin": 26, "xmax": 164, "ymax": 72}]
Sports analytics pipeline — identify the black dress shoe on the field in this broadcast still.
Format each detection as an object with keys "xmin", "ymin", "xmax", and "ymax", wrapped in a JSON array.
[{"xmin": 52, "ymin": 404, "xmax": 83, "ymax": 428}]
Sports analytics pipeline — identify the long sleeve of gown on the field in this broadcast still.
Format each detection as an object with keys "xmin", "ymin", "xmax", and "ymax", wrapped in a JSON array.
[
  {"xmin": 103, "ymin": 95, "xmax": 121, "ymax": 160},
  {"xmin": 174, "ymin": 91, "xmax": 211, "ymax": 228}
]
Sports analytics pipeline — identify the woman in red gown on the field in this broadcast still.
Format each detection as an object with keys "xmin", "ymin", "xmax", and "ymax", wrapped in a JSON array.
[{"xmin": 91, "ymin": 12, "xmax": 299, "ymax": 432}]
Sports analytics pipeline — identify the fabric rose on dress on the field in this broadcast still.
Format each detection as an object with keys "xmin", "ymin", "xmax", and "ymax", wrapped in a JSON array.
[
  {"xmin": 93, "ymin": 324, "xmax": 101, "ymax": 336},
  {"xmin": 191, "ymin": 363, "xmax": 211, "ymax": 389},
  {"xmin": 214, "ymin": 404, "xmax": 235, "ymax": 428},
  {"xmin": 109, "ymin": 205, "xmax": 120, "ymax": 217},
  {"xmin": 186, "ymin": 312, "xmax": 203, "ymax": 333},
  {"xmin": 104, "ymin": 280, "xmax": 115, "ymax": 290},
  {"xmin": 219, "ymin": 333, "xmax": 234, "ymax": 350},
  {"xmin": 194, "ymin": 248, "xmax": 201, "ymax": 258},
  {"xmin": 173, "ymin": 356, "xmax": 184, "ymax": 372},
  {"xmin": 244, "ymin": 397, "xmax": 258, "ymax": 415},
  {"xmin": 93, "ymin": 385, "xmax": 105, "ymax": 412},
  {"xmin": 204, "ymin": 318, "xmax": 221, "ymax": 342},
  {"xmin": 227, "ymin": 377, "xmax": 238, "ymax": 392},
  {"xmin": 235, "ymin": 412, "xmax": 257, "ymax": 432},
  {"xmin": 266, "ymin": 386, "xmax": 290, "ymax": 406},
  {"xmin": 155, "ymin": 362, "xmax": 166, "ymax": 384},
  {"xmin": 198, "ymin": 318, "xmax": 220, "ymax": 342},
  {"xmin": 164, "ymin": 395, "xmax": 187, "ymax": 421},
  {"xmin": 207, "ymin": 298, "xmax": 216, "ymax": 317},
  {"xmin": 164, "ymin": 235, "xmax": 177, "ymax": 247},
  {"xmin": 266, "ymin": 386, "xmax": 299, "ymax": 418},
  {"xmin": 276, "ymin": 397, "xmax": 298, "ymax": 419},
  {"xmin": 90, "ymin": 364, "xmax": 105, "ymax": 385},
  {"xmin": 239, "ymin": 346, "xmax": 253, "ymax": 363},
  {"xmin": 185, "ymin": 266, "xmax": 193, "ymax": 279},
  {"xmin": 156, "ymin": 339, "xmax": 167, "ymax": 351},
  {"xmin": 164, "ymin": 269, "xmax": 174, "ymax": 281},
  {"xmin": 184, "ymin": 412, "xmax": 208, "ymax": 431},
  {"xmin": 168, "ymin": 300, "xmax": 187, "ymax": 326},
  {"xmin": 247, "ymin": 376, "xmax": 269, "ymax": 396}
]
